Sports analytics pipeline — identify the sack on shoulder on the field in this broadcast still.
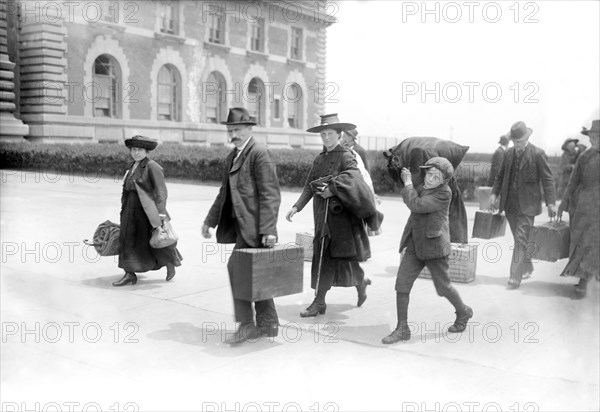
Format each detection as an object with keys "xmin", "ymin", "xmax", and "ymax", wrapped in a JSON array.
[{"xmin": 150, "ymin": 219, "xmax": 178, "ymax": 249}]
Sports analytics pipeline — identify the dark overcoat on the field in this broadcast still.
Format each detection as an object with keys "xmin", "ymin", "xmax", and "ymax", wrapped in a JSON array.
[
  {"xmin": 487, "ymin": 146, "xmax": 506, "ymax": 186},
  {"xmin": 399, "ymin": 182, "xmax": 452, "ymax": 261},
  {"xmin": 204, "ymin": 138, "xmax": 280, "ymax": 247}
]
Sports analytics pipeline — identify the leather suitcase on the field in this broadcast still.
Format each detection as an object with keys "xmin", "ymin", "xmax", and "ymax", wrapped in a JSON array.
[
  {"xmin": 419, "ymin": 243, "xmax": 478, "ymax": 283},
  {"xmin": 472, "ymin": 211, "xmax": 507, "ymax": 239},
  {"xmin": 230, "ymin": 245, "xmax": 304, "ymax": 301},
  {"xmin": 528, "ymin": 221, "xmax": 570, "ymax": 262}
]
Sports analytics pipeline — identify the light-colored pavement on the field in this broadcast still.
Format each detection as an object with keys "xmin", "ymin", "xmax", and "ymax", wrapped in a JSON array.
[{"xmin": 1, "ymin": 169, "xmax": 598, "ymax": 412}]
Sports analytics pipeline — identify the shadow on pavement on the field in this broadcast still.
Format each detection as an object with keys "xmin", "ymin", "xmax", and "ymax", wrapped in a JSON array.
[
  {"xmin": 146, "ymin": 322, "xmax": 282, "ymax": 356},
  {"xmin": 81, "ymin": 275, "xmax": 166, "ymax": 291},
  {"xmin": 276, "ymin": 303, "xmax": 355, "ymax": 324}
]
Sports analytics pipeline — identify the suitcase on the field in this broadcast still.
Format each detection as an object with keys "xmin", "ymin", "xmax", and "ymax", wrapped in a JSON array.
[
  {"xmin": 472, "ymin": 211, "xmax": 507, "ymax": 239},
  {"xmin": 295, "ymin": 232, "xmax": 314, "ymax": 261},
  {"xmin": 528, "ymin": 220, "xmax": 570, "ymax": 262},
  {"xmin": 419, "ymin": 243, "xmax": 478, "ymax": 283},
  {"xmin": 230, "ymin": 245, "xmax": 304, "ymax": 301}
]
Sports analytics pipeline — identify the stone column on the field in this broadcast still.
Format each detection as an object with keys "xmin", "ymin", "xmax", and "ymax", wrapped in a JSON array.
[{"xmin": 0, "ymin": 0, "xmax": 29, "ymax": 140}]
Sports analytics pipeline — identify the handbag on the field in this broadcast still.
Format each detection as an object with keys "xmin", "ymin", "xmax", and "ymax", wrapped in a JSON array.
[
  {"xmin": 150, "ymin": 219, "xmax": 178, "ymax": 249},
  {"xmin": 84, "ymin": 220, "xmax": 120, "ymax": 256}
]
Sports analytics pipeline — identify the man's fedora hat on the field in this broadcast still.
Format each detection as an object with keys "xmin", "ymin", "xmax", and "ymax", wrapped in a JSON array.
[
  {"xmin": 509, "ymin": 121, "xmax": 533, "ymax": 141},
  {"xmin": 561, "ymin": 137, "xmax": 580, "ymax": 151},
  {"xmin": 307, "ymin": 113, "xmax": 356, "ymax": 133},
  {"xmin": 124, "ymin": 135, "xmax": 158, "ymax": 151},
  {"xmin": 221, "ymin": 107, "xmax": 256, "ymax": 126},
  {"xmin": 498, "ymin": 135, "xmax": 509, "ymax": 145},
  {"xmin": 581, "ymin": 119, "xmax": 600, "ymax": 136},
  {"xmin": 345, "ymin": 128, "xmax": 359, "ymax": 139}
]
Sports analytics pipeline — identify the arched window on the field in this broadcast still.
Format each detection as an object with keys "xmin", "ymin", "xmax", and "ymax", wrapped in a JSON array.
[
  {"xmin": 286, "ymin": 83, "xmax": 302, "ymax": 129},
  {"xmin": 93, "ymin": 54, "xmax": 121, "ymax": 118},
  {"xmin": 205, "ymin": 71, "xmax": 226, "ymax": 124},
  {"xmin": 157, "ymin": 64, "xmax": 181, "ymax": 121},
  {"xmin": 247, "ymin": 77, "xmax": 265, "ymax": 127}
]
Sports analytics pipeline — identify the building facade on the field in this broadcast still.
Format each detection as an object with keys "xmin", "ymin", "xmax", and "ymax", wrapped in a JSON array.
[{"xmin": 2, "ymin": 0, "xmax": 334, "ymax": 148}]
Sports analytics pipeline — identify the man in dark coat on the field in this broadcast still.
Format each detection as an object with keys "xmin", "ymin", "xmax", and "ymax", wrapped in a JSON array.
[
  {"xmin": 202, "ymin": 107, "xmax": 281, "ymax": 344},
  {"xmin": 488, "ymin": 134, "xmax": 509, "ymax": 186},
  {"xmin": 490, "ymin": 121, "xmax": 557, "ymax": 289},
  {"xmin": 556, "ymin": 137, "xmax": 586, "ymax": 199},
  {"xmin": 382, "ymin": 157, "xmax": 473, "ymax": 344},
  {"xmin": 286, "ymin": 114, "xmax": 381, "ymax": 318},
  {"xmin": 342, "ymin": 128, "xmax": 369, "ymax": 172}
]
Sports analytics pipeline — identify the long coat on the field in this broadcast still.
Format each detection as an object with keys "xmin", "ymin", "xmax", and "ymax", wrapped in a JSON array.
[
  {"xmin": 294, "ymin": 145, "xmax": 379, "ymax": 288},
  {"xmin": 557, "ymin": 143, "xmax": 586, "ymax": 199},
  {"xmin": 119, "ymin": 157, "xmax": 182, "ymax": 273},
  {"xmin": 204, "ymin": 137, "xmax": 280, "ymax": 247},
  {"xmin": 559, "ymin": 148, "xmax": 600, "ymax": 280},
  {"xmin": 492, "ymin": 143, "xmax": 556, "ymax": 216},
  {"xmin": 487, "ymin": 146, "xmax": 506, "ymax": 186},
  {"xmin": 399, "ymin": 182, "xmax": 452, "ymax": 261}
]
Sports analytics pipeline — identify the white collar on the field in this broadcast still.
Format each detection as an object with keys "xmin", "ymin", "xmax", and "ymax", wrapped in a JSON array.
[{"xmin": 235, "ymin": 136, "xmax": 252, "ymax": 157}]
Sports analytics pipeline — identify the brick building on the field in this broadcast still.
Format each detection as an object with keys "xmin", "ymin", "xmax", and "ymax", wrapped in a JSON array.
[{"xmin": 1, "ymin": 0, "xmax": 335, "ymax": 148}]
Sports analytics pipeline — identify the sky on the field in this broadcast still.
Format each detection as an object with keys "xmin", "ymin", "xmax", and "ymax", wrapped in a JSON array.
[{"xmin": 325, "ymin": 0, "xmax": 600, "ymax": 155}]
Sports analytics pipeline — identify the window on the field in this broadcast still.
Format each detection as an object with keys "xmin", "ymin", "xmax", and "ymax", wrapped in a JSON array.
[
  {"xmin": 286, "ymin": 83, "xmax": 302, "ymax": 129},
  {"xmin": 205, "ymin": 71, "xmax": 226, "ymax": 124},
  {"xmin": 159, "ymin": 2, "xmax": 179, "ymax": 35},
  {"xmin": 247, "ymin": 77, "xmax": 264, "ymax": 127},
  {"xmin": 250, "ymin": 18, "xmax": 264, "ymax": 52},
  {"xmin": 157, "ymin": 65, "xmax": 181, "ymax": 121},
  {"xmin": 92, "ymin": 54, "xmax": 121, "ymax": 118},
  {"xmin": 273, "ymin": 98, "xmax": 280, "ymax": 120},
  {"xmin": 208, "ymin": 6, "xmax": 225, "ymax": 44},
  {"xmin": 290, "ymin": 27, "xmax": 303, "ymax": 60}
]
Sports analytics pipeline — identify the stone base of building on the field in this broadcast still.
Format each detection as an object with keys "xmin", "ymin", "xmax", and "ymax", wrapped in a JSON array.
[
  {"xmin": 19, "ymin": 114, "xmax": 322, "ymax": 149},
  {"xmin": 0, "ymin": 113, "xmax": 30, "ymax": 141}
]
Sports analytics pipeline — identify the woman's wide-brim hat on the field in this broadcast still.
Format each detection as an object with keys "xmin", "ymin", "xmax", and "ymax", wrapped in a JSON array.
[
  {"xmin": 307, "ymin": 113, "xmax": 356, "ymax": 133},
  {"xmin": 509, "ymin": 121, "xmax": 533, "ymax": 141},
  {"xmin": 561, "ymin": 137, "xmax": 579, "ymax": 151},
  {"xmin": 124, "ymin": 135, "xmax": 158, "ymax": 151},
  {"xmin": 581, "ymin": 119, "xmax": 600, "ymax": 136},
  {"xmin": 221, "ymin": 107, "xmax": 256, "ymax": 126}
]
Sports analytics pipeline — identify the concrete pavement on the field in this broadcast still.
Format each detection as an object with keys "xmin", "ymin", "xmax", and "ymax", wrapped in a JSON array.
[{"xmin": 1, "ymin": 169, "xmax": 598, "ymax": 412}]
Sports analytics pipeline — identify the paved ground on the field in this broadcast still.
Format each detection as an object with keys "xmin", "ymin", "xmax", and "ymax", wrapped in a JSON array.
[{"xmin": 1, "ymin": 169, "xmax": 598, "ymax": 412}]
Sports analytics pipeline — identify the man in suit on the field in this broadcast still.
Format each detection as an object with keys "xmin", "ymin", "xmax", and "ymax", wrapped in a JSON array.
[
  {"xmin": 488, "ymin": 134, "xmax": 509, "ymax": 186},
  {"xmin": 202, "ymin": 107, "xmax": 281, "ymax": 344},
  {"xmin": 490, "ymin": 121, "xmax": 557, "ymax": 289},
  {"xmin": 382, "ymin": 157, "xmax": 473, "ymax": 344}
]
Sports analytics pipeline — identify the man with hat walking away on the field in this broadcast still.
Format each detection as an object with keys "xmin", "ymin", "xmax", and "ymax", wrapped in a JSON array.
[
  {"xmin": 382, "ymin": 157, "xmax": 473, "ymax": 344},
  {"xmin": 202, "ymin": 107, "xmax": 281, "ymax": 344},
  {"xmin": 557, "ymin": 137, "xmax": 586, "ymax": 199},
  {"xmin": 488, "ymin": 134, "xmax": 510, "ymax": 186},
  {"xmin": 490, "ymin": 121, "xmax": 557, "ymax": 289}
]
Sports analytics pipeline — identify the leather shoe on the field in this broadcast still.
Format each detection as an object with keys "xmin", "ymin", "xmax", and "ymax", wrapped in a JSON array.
[
  {"xmin": 300, "ymin": 299, "xmax": 326, "ymax": 317},
  {"xmin": 382, "ymin": 323, "xmax": 411, "ymax": 344},
  {"xmin": 166, "ymin": 265, "xmax": 176, "ymax": 281},
  {"xmin": 224, "ymin": 323, "xmax": 258, "ymax": 344},
  {"xmin": 507, "ymin": 279, "xmax": 521, "ymax": 289},
  {"xmin": 356, "ymin": 278, "xmax": 372, "ymax": 307},
  {"xmin": 112, "ymin": 272, "xmax": 137, "ymax": 287},
  {"xmin": 258, "ymin": 324, "xmax": 279, "ymax": 338},
  {"xmin": 448, "ymin": 305, "xmax": 473, "ymax": 333}
]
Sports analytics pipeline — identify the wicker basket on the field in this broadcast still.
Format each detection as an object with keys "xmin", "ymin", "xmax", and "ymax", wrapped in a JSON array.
[
  {"xmin": 418, "ymin": 243, "xmax": 478, "ymax": 283},
  {"xmin": 295, "ymin": 232, "xmax": 314, "ymax": 262}
]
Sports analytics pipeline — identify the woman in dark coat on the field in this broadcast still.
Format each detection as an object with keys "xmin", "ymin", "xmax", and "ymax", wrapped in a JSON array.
[
  {"xmin": 558, "ymin": 120, "xmax": 600, "ymax": 298},
  {"xmin": 286, "ymin": 114, "xmax": 381, "ymax": 317},
  {"xmin": 113, "ymin": 135, "xmax": 182, "ymax": 286}
]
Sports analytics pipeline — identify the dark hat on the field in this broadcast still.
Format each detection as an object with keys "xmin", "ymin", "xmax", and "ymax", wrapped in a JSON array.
[
  {"xmin": 221, "ymin": 107, "xmax": 256, "ymax": 126},
  {"xmin": 498, "ymin": 135, "xmax": 509, "ymax": 145},
  {"xmin": 509, "ymin": 121, "xmax": 533, "ymax": 141},
  {"xmin": 561, "ymin": 137, "xmax": 579, "ymax": 151},
  {"xmin": 581, "ymin": 119, "xmax": 600, "ymax": 136},
  {"xmin": 420, "ymin": 156, "xmax": 454, "ymax": 179},
  {"xmin": 307, "ymin": 113, "xmax": 356, "ymax": 134},
  {"xmin": 345, "ymin": 128, "xmax": 359, "ymax": 139},
  {"xmin": 124, "ymin": 135, "xmax": 158, "ymax": 151}
]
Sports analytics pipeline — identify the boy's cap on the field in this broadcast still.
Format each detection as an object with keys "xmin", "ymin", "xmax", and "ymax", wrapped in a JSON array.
[{"xmin": 420, "ymin": 156, "xmax": 454, "ymax": 179}]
